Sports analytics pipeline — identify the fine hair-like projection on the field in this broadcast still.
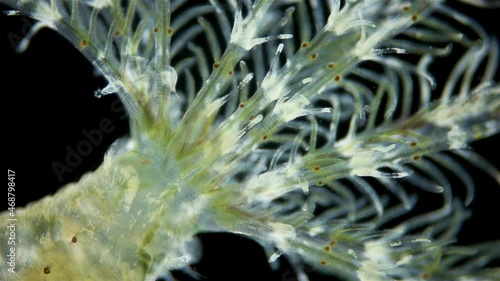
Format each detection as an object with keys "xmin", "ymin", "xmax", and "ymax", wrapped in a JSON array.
[{"xmin": 1, "ymin": 1, "xmax": 499, "ymax": 280}]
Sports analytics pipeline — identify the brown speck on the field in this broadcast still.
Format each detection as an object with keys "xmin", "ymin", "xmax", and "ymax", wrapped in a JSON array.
[
  {"xmin": 249, "ymin": 115, "xmax": 255, "ymax": 121},
  {"xmin": 263, "ymin": 135, "xmax": 268, "ymax": 140},
  {"xmin": 327, "ymin": 63, "xmax": 335, "ymax": 69},
  {"xmin": 44, "ymin": 266, "xmax": 50, "ymax": 274},
  {"xmin": 324, "ymin": 246, "xmax": 330, "ymax": 252},
  {"xmin": 311, "ymin": 53, "xmax": 318, "ymax": 60},
  {"xmin": 228, "ymin": 70, "xmax": 233, "ymax": 76},
  {"xmin": 301, "ymin": 42, "xmax": 309, "ymax": 48},
  {"xmin": 412, "ymin": 14, "xmax": 419, "ymax": 22},
  {"xmin": 329, "ymin": 240, "xmax": 337, "ymax": 246},
  {"xmin": 334, "ymin": 75, "xmax": 341, "ymax": 82},
  {"xmin": 213, "ymin": 63, "xmax": 220, "ymax": 69},
  {"xmin": 239, "ymin": 103, "xmax": 245, "ymax": 108},
  {"xmin": 317, "ymin": 180, "xmax": 325, "ymax": 186},
  {"xmin": 413, "ymin": 155, "xmax": 421, "ymax": 161},
  {"xmin": 167, "ymin": 28, "xmax": 173, "ymax": 35},
  {"xmin": 320, "ymin": 261, "xmax": 327, "ymax": 266},
  {"xmin": 410, "ymin": 141, "xmax": 417, "ymax": 147},
  {"xmin": 313, "ymin": 166, "xmax": 321, "ymax": 171},
  {"xmin": 153, "ymin": 27, "xmax": 158, "ymax": 33},
  {"xmin": 71, "ymin": 236, "xmax": 77, "ymax": 243},
  {"xmin": 80, "ymin": 39, "xmax": 88, "ymax": 48},
  {"xmin": 422, "ymin": 272, "xmax": 430, "ymax": 280},
  {"xmin": 403, "ymin": 5, "xmax": 410, "ymax": 11},
  {"xmin": 114, "ymin": 30, "xmax": 121, "ymax": 36}
]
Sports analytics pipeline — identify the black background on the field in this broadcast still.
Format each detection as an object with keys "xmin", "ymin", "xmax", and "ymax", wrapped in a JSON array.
[{"xmin": 1, "ymin": 2, "xmax": 499, "ymax": 281}]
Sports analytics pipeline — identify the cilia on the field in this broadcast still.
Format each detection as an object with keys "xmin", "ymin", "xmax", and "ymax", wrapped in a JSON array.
[{"xmin": 1, "ymin": 0, "xmax": 499, "ymax": 280}]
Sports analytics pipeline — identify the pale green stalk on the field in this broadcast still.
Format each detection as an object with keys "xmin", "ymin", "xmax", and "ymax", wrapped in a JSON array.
[{"xmin": 1, "ymin": 1, "xmax": 499, "ymax": 280}]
